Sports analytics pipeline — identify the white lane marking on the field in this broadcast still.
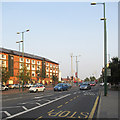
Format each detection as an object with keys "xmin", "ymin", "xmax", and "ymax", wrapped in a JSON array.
[
  {"xmin": 3, "ymin": 111, "xmax": 11, "ymax": 117},
  {"xmin": 36, "ymin": 103, "xmax": 41, "ymax": 106},
  {"xmin": 22, "ymin": 106, "xmax": 28, "ymax": 111},
  {"xmin": 5, "ymin": 94, "xmax": 71, "ymax": 119},
  {"xmin": 73, "ymin": 92, "xmax": 76, "ymax": 94},
  {"xmin": 34, "ymin": 96, "xmax": 44, "ymax": 99},
  {"xmin": 3, "ymin": 97, "xmax": 22, "ymax": 101},
  {"xmin": 2, "ymin": 106, "xmax": 23, "ymax": 109},
  {"xmin": 78, "ymin": 91, "xmax": 81, "ymax": 93}
]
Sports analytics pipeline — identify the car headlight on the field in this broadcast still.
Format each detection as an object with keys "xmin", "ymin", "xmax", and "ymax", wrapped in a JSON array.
[{"xmin": 84, "ymin": 86, "xmax": 87, "ymax": 89}]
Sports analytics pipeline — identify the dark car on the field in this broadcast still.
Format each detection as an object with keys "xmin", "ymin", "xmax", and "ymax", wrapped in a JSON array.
[
  {"xmin": 90, "ymin": 81, "xmax": 96, "ymax": 86},
  {"xmin": 54, "ymin": 83, "xmax": 69, "ymax": 91},
  {"xmin": 80, "ymin": 83, "xmax": 91, "ymax": 90}
]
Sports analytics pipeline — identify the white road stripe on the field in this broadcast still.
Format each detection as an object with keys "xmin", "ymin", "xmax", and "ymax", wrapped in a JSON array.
[
  {"xmin": 22, "ymin": 106, "xmax": 28, "ymax": 111},
  {"xmin": 36, "ymin": 103, "xmax": 41, "ymax": 106},
  {"xmin": 73, "ymin": 92, "xmax": 76, "ymax": 94},
  {"xmin": 3, "ymin": 97, "xmax": 22, "ymax": 101},
  {"xmin": 3, "ymin": 111, "xmax": 11, "ymax": 117},
  {"xmin": 5, "ymin": 94, "xmax": 71, "ymax": 119},
  {"xmin": 2, "ymin": 106, "xmax": 23, "ymax": 109}
]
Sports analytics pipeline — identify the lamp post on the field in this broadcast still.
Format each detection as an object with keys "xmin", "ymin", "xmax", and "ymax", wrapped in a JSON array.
[
  {"xmin": 16, "ymin": 40, "xmax": 23, "ymax": 91},
  {"xmin": 91, "ymin": 2, "xmax": 107, "ymax": 96},
  {"xmin": 73, "ymin": 55, "xmax": 81, "ymax": 86},
  {"xmin": 17, "ymin": 29, "xmax": 29, "ymax": 91}
]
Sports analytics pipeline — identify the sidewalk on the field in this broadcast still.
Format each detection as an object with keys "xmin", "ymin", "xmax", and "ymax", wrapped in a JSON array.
[{"xmin": 97, "ymin": 88, "xmax": 119, "ymax": 119}]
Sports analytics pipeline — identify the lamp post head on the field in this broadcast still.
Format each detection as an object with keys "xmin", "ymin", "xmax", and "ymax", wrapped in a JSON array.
[
  {"xmin": 17, "ymin": 32, "xmax": 20, "ymax": 34},
  {"xmin": 91, "ymin": 2, "xmax": 96, "ymax": 5},
  {"xmin": 26, "ymin": 29, "xmax": 30, "ymax": 32}
]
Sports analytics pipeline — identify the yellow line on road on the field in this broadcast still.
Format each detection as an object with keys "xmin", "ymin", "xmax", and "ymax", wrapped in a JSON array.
[
  {"xmin": 57, "ymin": 105, "xmax": 63, "ymax": 108},
  {"xmin": 35, "ymin": 116, "xmax": 42, "ymax": 120},
  {"xmin": 74, "ymin": 97, "xmax": 76, "ymax": 99},
  {"xmin": 70, "ymin": 99, "xmax": 73, "ymax": 101},
  {"xmin": 88, "ymin": 96, "xmax": 99, "ymax": 119},
  {"xmin": 65, "ymin": 101, "xmax": 69, "ymax": 104}
]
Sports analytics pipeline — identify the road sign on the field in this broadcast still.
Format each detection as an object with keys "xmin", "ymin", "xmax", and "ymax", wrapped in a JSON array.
[{"xmin": 107, "ymin": 68, "xmax": 111, "ymax": 76}]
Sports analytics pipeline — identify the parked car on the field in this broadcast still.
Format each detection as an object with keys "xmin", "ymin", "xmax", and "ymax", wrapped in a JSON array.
[
  {"xmin": 25, "ymin": 84, "xmax": 33, "ymax": 88},
  {"xmin": 90, "ymin": 81, "xmax": 96, "ymax": 86},
  {"xmin": 29, "ymin": 84, "xmax": 45, "ymax": 92},
  {"xmin": 66, "ymin": 83, "xmax": 72, "ymax": 89},
  {"xmin": 80, "ymin": 83, "xmax": 91, "ymax": 90},
  {"xmin": 10, "ymin": 84, "xmax": 20, "ymax": 89},
  {"xmin": 0, "ymin": 85, "xmax": 9, "ymax": 91},
  {"xmin": 54, "ymin": 83, "xmax": 69, "ymax": 91}
]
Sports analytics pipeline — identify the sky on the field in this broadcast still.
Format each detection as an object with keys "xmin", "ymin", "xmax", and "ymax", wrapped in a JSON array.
[{"xmin": 1, "ymin": 1, "xmax": 118, "ymax": 80}]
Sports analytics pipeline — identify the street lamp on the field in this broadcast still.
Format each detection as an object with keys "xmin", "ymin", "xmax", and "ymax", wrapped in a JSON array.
[
  {"xmin": 16, "ymin": 40, "xmax": 23, "ymax": 91},
  {"xmin": 73, "ymin": 55, "xmax": 81, "ymax": 85},
  {"xmin": 17, "ymin": 29, "xmax": 30, "ymax": 91},
  {"xmin": 91, "ymin": 2, "xmax": 107, "ymax": 96}
]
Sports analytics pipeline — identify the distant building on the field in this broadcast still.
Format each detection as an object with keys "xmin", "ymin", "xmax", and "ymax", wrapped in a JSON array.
[{"xmin": 0, "ymin": 48, "xmax": 59, "ymax": 85}]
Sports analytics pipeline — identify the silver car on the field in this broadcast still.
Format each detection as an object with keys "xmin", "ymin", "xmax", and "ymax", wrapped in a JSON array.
[{"xmin": 80, "ymin": 83, "xmax": 91, "ymax": 90}]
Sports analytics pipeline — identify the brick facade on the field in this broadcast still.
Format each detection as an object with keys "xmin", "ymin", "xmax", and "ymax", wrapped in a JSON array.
[{"xmin": 0, "ymin": 48, "xmax": 59, "ymax": 85}]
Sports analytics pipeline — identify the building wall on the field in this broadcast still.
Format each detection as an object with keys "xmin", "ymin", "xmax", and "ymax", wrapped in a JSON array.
[{"xmin": 0, "ymin": 51, "xmax": 59, "ymax": 85}]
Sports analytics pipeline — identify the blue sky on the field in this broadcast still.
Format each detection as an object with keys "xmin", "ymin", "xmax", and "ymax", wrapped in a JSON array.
[{"xmin": 2, "ymin": 2, "xmax": 118, "ymax": 79}]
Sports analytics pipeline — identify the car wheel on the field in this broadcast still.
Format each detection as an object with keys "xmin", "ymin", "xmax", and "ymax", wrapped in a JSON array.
[{"xmin": 36, "ymin": 89, "xmax": 38, "ymax": 93}]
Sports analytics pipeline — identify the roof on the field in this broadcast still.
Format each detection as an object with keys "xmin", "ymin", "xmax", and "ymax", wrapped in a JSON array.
[{"xmin": 0, "ymin": 47, "xmax": 59, "ymax": 65}]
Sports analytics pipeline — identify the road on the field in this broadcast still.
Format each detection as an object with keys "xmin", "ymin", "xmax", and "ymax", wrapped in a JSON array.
[{"xmin": 1, "ymin": 85, "xmax": 101, "ymax": 119}]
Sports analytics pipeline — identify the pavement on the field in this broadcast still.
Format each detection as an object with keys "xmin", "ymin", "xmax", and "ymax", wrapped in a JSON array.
[{"xmin": 97, "ymin": 87, "xmax": 119, "ymax": 119}]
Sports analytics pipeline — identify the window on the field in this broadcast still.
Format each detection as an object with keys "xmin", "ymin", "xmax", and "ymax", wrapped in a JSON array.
[
  {"xmin": 2, "ymin": 61, "xmax": 4, "ymax": 64},
  {"xmin": 2, "ymin": 54, "xmax": 4, "ymax": 58},
  {"xmin": 32, "ymin": 73, "xmax": 35, "ymax": 77},
  {"xmin": 37, "ymin": 61, "xmax": 40, "ymax": 64},
  {"xmin": 47, "ymin": 67, "xmax": 49, "ymax": 70},
  {"xmin": 21, "ymin": 58, "xmax": 23, "ymax": 61},
  {"xmin": 32, "ymin": 60, "xmax": 35, "ymax": 63},
  {"xmin": 27, "ymin": 64, "xmax": 29, "ymax": 67},
  {"xmin": 32, "ymin": 65, "xmax": 35, "ymax": 68},
  {"xmin": 26, "ymin": 59, "xmax": 29, "ymax": 62}
]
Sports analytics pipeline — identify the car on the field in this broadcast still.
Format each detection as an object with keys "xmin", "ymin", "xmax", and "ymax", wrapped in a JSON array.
[
  {"xmin": 78, "ymin": 83, "xmax": 83, "ymax": 87},
  {"xmin": 80, "ymin": 83, "xmax": 91, "ymax": 90},
  {"xmin": 11, "ymin": 84, "xmax": 20, "ymax": 89},
  {"xmin": 29, "ymin": 84, "xmax": 45, "ymax": 92},
  {"xmin": 90, "ymin": 81, "xmax": 96, "ymax": 86},
  {"xmin": 66, "ymin": 83, "xmax": 72, "ymax": 89},
  {"xmin": 0, "ymin": 85, "xmax": 9, "ymax": 91},
  {"xmin": 54, "ymin": 83, "xmax": 69, "ymax": 91},
  {"xmin": 25, "ymin": 83, "xmax": 34, "ymax": 88}
]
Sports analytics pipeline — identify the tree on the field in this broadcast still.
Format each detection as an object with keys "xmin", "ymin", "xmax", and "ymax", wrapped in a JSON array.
[
  {"xmin": 90, "ymin": 76, "xmax": 96, "ymax": 81},
  {"xmin": 18, "ymin": 66, "xmax": 31, "ymax": 84},
  {"xmin": 2, "ymin": 67, "xmax": 10, "ymax": 84},
  {"xmin": 84, "ymin": 77, "xmax": 89, "ymax": 82},
  {"xmin": 52, "ymin": 75, "xmax": 58, "ymax": 86},
  {"xmin": 36, "ymin": 62, "xmax": 46, "ymax": 84},
  {"xmin": 107, "ymin": 57, "xmax": 120, "ymax": 86}
]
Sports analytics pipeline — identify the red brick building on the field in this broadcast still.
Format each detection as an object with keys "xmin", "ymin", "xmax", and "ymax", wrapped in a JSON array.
[{"xmin": 0, "ymin": 48, "xmax": 59, "ymax": 85}]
